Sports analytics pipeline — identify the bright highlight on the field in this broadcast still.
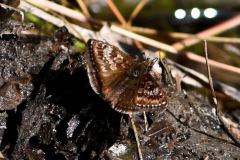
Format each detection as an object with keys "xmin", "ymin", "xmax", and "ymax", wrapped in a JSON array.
[
  {"xmin": 204, "ymin": 8, "xmax": 218, "ymax": 18},
  {"xmin": 191, "ymin": 8, "xmax": 201, "ymax": 19},
  {"xmin": 174, "ymin": 9, "xmax": 186, "ymax": 19}
]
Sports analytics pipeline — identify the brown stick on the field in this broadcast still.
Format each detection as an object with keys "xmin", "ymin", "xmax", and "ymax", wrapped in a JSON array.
[
  {"xmin": 111, "ymin": 25, "xmax": 240, "ymax": 75},
  {"xmin": 105, "ymin": 0, "xmax": 127, "ymax": 26},
  {"xmin": 105, "ymin": 0, "xmax": 143, "ymax": 49},
  {"xmin": 127, "ymin": 0, "xmax": 149, "ymax": 25},
  {"xmin": 76, "ymin": 0, "xmax": 90, "ymax": 17},
  {"xmin": 129, "ymin": 114, "xmax": 143, "ymax": 160},
  {"xmin": 204, "ymin": 40, "xmax": 240, "ymax": 146},
  {"xmin": 23, "ymin": 0, "xmax": 100, "ymax": 25}
]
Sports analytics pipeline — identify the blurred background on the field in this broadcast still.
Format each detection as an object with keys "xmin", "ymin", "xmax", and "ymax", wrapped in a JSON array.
[{"xmin": 87, "ymin": 0, "xmax": 239, "ymax": 32}]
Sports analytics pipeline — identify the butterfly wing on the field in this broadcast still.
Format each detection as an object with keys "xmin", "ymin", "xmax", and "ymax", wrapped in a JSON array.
[
  {"xmin": 134, "ymin": 72, "xmax": 167, "ymax": 109},
  {"xmin": 113, "ymin": 71, "xmax": 167, "ymax": 113},
  {"xmin": 85, "ymin": 39, "xmax": 168, "ymax": 114},
  {"xmin": 85, "ymin": 39, "xmax": 136, "ymax": 99}
]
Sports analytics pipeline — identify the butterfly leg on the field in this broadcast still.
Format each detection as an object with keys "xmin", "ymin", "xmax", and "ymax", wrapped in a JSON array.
[
  {"xmin": 158, "ymin": 57, "xmax": 175, "ymax": 87},
  {"xmin": 129, "ymin": 114, "xmax": 143, "ymax": 160}
]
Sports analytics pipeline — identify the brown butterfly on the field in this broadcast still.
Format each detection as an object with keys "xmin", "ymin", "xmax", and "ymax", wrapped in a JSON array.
[{"xmin": 84, "ymin": 39, "xmax": 168, "ymax": 114}]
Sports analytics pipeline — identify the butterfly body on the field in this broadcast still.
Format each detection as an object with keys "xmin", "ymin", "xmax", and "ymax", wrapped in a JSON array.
[{"xmin": 85, "ymin": 39, "xmax": 168, "ymax": 114}]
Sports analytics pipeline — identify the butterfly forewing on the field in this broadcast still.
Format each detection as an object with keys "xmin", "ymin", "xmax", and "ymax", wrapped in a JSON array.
[{"xmin": 85, "ymin": 39, "xmax": 136, "ymax": 95}]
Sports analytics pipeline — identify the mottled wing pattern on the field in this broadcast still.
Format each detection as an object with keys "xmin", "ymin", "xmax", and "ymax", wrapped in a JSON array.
[
  {"xmin": 114, "ymin": 72, "xmax": 167, "ymax": 113},
  {"xmin": 134, "ymin": 73, "xmax": 167, "ymax": 109},
  {"xmin": 85, "ymin": 39, "xmax": 136, "ymax": 98}
]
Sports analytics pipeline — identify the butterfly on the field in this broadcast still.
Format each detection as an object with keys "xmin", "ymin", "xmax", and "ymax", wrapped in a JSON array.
[{"xmin": 84, "ymin": 39, "xmax": 168, "ymax": 114}]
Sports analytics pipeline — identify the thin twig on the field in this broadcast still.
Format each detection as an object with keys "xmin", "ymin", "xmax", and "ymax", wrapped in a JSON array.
[
  {"xmin": 170, "ymin": 60, "xmax": 240, "ymax": 103},
  {"xmin": 19, "ymin": 1, "xmax": 64, "ymax": 27},
  {"xmin": 127, "ymin": 0, "xmax": 149, "ymax": 25},
  {"xmin": 172, "ymin": 15, "xmax": 240, "ymax": 51},
  {"xmin": 19, "ymin": 1, "xmax": 95, "ymax": 41},
  {"xmin": 125, "ymin": 25, "xmax": 240, "ymax": 44},
  {"xmin": 204, "ymin": 40, "xmax": 240, "ymax": 146},
  {"xmin": 170, "ymin": 32, "xmax": 240, "ymax": 44},
  {"xmin": 183, "ymin": 51, "xmax": 240, "ymax": 74},
  {"xmin": 105, "ymin": 0, "xmax": 127, "ymax": 25},
  {"xmin": 76, "ymin": 0, "xmax": 90, "ymax": 17},
  {"xmin": 105, "ymin": 0, "xmax": 143, "ymax": 49},
  {"xmin": 224, "ymin": 44, "xmax": 240, "ymax": 56},
  {"xmin": 111, "ymin": 24, "xmax": 240, "ymax": 75},
  {"xmin": 24, "ymin": 0, "xmax": 86, "ymax": 21},
  {"xmin": 129, "ymin": 114, "xmax": 143, "ymax": 160},
  {"xmin": 124, "ymin": 25, "xmax": 159, "ymax": 34},
  {"xmin": 204, "ymin": 40, "xmax": 217, "ymax": 105},
  {"xmin": 124, "ymin": 25, "xmax": 240, "ymax": 44},
  {"xmin": 111, "ymin": 25, "xmax": 177, "ymax": 53},
  {"xmin": 22, "ymin": 0, "xmax": 101, "ymax": 25}
]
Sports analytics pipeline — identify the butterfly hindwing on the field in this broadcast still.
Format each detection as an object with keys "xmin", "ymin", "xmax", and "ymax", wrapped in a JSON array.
[{"xmin": 134, "ymin": 73, "xmax": 167, "ymax": 109}]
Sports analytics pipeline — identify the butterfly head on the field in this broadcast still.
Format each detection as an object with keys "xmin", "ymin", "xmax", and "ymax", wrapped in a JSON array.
[{"xmin": 127, "ymin": 58, "xmax": 157, "ymax": 80}]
